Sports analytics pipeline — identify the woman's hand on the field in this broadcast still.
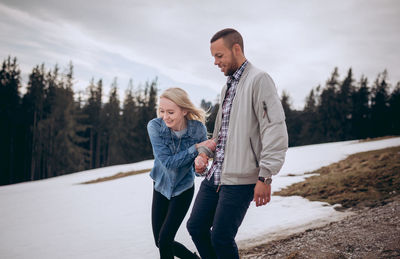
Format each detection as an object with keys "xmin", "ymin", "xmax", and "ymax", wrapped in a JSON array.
[
  {"xmin": 195, "ymin": 153, "xmax": 209, "ymax": 173},
  {"xmin": 196, "ymin": 138, "xmax": 217, "ymax": 152}
]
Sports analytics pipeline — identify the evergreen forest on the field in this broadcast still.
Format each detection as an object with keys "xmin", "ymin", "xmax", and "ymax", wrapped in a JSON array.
[{"xmin": 1, "ymin": 56, "xmax": 399, "ymax": 185}]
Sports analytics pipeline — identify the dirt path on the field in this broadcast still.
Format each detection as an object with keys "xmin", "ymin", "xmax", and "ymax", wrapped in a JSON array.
[{"xmin": 239, "ymin": 196, "xmax": 400, "ymax": 259}]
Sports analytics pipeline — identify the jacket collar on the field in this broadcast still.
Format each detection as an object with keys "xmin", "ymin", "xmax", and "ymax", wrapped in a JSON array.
[
  {"xmin": 227, "ymin": 60, "xmax": 248, "ymax": 85},
  {"xmin": 220, "ymin": 61, "xmax": 252, "ymax": 101},
  {"xmin": 159, "ymin": 118, "xmax": 198, "ymax": 138}
]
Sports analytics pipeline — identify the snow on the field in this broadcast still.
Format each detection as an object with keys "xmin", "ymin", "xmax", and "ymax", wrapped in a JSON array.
[{"xmin": 1, "ymin": 137, "xmax": 399, "ymax": 258}]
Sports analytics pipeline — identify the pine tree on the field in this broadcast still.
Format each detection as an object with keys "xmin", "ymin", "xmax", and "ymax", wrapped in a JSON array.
[
  {"xmin": 23, "ymin": 64, "xmax": 47, "ymax": 181},
  {"xmin": 120, "ymin": 79, "xmax": 139, "ymax": 162},
  {"xmin": 337, "ymin": 68, "xmax": 355, "ymax": 140},
  {"xmin": 300, "ymin": 86, "xmax": 323, "ymax": 145},
  {"xmin": 304, "ymin": 88, "xmax": 317, "ymax": 113},
  {"xmin": 281, "ymin": 91, "xmax": 302, "ymax": 146},
  {"xmin": 0, "ymin": 57, "xmax": 22, "ymax": 185},
  {"xmin": 200, "ymin": 99, "xmax": 212, "ymax": 111},
  {"xmin": 318, "ymin": 68, "xmax": 341, "ymax": 142},
  {"xmin": 134, "ymin": 79, "xmax": 158, "ymax": 161},
  {"xmin": 39, "ymin": 65, "xmax": 60, "ymax": 179},
  {"xmin": 351, "ymin": 75, "xmax": 370, "ymax": 139},
  {"xmin": 370, "ymin": 70, "xmax": 390, "ymax": 137},
  {"xmin": 388, "ymin": 82, "xmax": 400, "ymax": 134},
  {"xmin": 72, "ymin": 93, "xmax": 90, "ymax": 171},
  {"xmin": 102, "ymin": 78, "xmax": 121, "ymax": 166},
  {"xmin": 206, "ymin": 103, "xmax": 219, "ymax": 136},
  {"xmin": 142, "ymin": 79, "xmax": 158, "ymax": 158},
  {"xmin": 47, "ymin": 63, "xmax": 87, "ymax": 176},
  {"xmin": 82, "ymin": 79, "xmax": 104, "ymax": 168}
]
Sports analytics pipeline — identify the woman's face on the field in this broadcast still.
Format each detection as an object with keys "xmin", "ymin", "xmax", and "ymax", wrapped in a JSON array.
[{"xmin": 159, "ymin": 97, "xmax": 187, "ymax": 131}]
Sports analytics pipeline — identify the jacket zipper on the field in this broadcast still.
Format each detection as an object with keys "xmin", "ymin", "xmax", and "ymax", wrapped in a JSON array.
[
  {"xmin": 249, "ymin": 138, "xmax": 259, "ymax": 167},
  {"xmin": 262, "ymin": 101, "xmax": 271, "ymax": 123}
]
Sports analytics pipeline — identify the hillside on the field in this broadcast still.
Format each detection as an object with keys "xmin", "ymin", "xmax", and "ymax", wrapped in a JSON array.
[
  {"xmin": 240, "ymin": 146, "xmax": 400, "ymax": 258},
  {"xmin": 1, "ymin": 138, "xmax": 400, "ymax": 258}
]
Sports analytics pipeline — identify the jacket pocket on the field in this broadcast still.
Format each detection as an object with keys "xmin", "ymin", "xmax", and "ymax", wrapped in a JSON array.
[
  {"xmin": 249, "ymin": 138, "xmax": 259, "ymax": 167},
  {"xmin": 262, "ymin": 101, "xmax": 271, "ymax": 123}
]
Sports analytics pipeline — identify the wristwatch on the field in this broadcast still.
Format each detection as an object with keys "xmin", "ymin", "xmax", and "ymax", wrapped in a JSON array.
[{"xmin": 258, "ymin": 176, "xmax": 272, "ymax": 185}]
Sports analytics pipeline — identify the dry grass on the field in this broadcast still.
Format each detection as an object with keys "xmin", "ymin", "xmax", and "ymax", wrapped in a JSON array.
[
  {"xmin": 274, "ymin": 146, "xmax": 400, "ymax": 209},
  {"xmin": 81, "ymin": 169, "xmax": 151, "ymax": 184},
  {"xmin": 357, "ymin": 135, "xmax": 397, "ymax": 143}
]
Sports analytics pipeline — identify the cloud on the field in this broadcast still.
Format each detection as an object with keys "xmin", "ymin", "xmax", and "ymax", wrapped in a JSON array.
[{"xmin": 1, "ymin": 0, "xmax": 400, "ymax": 108}]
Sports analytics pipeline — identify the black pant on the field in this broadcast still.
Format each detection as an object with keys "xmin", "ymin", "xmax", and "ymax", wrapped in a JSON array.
[{"xmin": 152, "ymin": 185, "xmax": 195, "ymax": 259}]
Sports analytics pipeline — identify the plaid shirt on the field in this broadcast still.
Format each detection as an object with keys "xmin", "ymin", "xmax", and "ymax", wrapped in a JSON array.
[{"xmin": 207, "ymin": 60, "xmax": 248, "ymax": 185}]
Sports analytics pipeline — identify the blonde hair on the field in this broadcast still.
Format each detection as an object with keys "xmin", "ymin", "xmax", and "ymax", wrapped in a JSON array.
[{"xmin": 158, "ymin": 87, "xmax": 206, "ymax": 124}]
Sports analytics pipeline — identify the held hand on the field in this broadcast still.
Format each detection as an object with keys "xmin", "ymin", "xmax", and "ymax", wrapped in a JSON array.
[
  {"xmin": 195, "ymin": 153, "xmax": 209, "ymax": 173},
  {"xmin": 253, "ymin": 181, "xmax": 271, "ymax": 207},
  {"xmin": 196, "ymin": 138, "xmax": 217, "ymax": 152}
]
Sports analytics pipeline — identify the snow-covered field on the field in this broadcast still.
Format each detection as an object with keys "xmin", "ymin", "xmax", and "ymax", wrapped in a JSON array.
[{"xmin": 1, "ymin": 137, "xmax": 399, "ymax": 258}]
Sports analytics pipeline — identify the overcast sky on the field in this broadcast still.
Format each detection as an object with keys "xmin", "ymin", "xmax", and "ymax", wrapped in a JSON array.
[{"xmin": 1, "ymin": 0, "xmax": 399, "ymax": 108}]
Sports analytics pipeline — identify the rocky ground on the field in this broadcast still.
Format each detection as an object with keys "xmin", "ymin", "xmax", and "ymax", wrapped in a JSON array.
[{"xmin": 239, "ymin": 196, "xmax": 400, "ymax": 259}]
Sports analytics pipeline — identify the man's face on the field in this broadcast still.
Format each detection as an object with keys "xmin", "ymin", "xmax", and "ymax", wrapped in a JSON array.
[{"xmin": 210, "ymin": 38, "xmax": 238, "ymax": 76}]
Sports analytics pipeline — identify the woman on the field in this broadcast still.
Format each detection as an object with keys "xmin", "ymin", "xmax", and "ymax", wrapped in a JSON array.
[{"xmin": 147, "ymin": 88, "xmax": 216, "ymax": 259}]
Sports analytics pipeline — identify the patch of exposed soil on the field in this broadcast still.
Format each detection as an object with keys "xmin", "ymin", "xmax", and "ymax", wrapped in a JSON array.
[
  {"xmin": 239, "ymin": 196, "xmax": 400, "ymax": 258},
  {"xmin": 239, "ymin": 145, "xmax": 400, "ymax": 259}
]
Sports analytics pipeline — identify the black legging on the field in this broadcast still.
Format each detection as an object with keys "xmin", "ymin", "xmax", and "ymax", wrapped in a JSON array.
[{"xmin": 152, "ymin": 185, "xmax": 195, "ymax": 259}]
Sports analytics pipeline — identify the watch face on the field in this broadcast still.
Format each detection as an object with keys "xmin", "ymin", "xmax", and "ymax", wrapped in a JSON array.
[
  {"xmin": 264, "ymin": 178, "xmax": 272, "ymax": 184},
  {"xmin": 258, "ymin": 177, "xmax": 272, "ymax": 184}
]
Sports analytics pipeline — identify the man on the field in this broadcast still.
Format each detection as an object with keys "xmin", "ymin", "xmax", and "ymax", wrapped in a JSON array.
[{"xmin": 186, "ymin": 28, "xmax": 288, "ymax": 259}]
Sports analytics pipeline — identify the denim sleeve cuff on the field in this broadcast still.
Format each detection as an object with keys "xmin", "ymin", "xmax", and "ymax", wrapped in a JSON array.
[{"xmin": 188, "ymin": 144, "xmax": 198, "ymax": 158}]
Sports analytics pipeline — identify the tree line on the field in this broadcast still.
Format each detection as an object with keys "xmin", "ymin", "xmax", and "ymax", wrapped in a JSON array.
[
  {"xmin": 281, "ymin": 67, "xmax": 400, "ymax": 146},
  {"xmin": 1, "ymin": 57, "xmax": 399, "ymax": 186},
  {"xmin": 203, "ymin": 67, "xmax": 399, "ymax": 147},
  {"xmin": 0, "ymin": 56, "xmax": 157, "ymax": 186}
]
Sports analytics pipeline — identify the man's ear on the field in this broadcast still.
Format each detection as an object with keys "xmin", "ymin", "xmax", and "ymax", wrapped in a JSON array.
[{"xmin": 233, "ymin": 43, "xmax": 243, "ymax": 56}]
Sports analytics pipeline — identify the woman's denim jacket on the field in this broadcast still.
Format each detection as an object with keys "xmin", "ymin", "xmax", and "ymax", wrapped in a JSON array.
[{"xmin": 147, "ymin": 118, "xmax": 207, "ymax": 199}]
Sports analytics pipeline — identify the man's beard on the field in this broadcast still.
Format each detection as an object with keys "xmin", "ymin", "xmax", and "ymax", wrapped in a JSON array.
[{"xmin": 225, "ymin": 55, "xmax": 238, "ymax": 76}]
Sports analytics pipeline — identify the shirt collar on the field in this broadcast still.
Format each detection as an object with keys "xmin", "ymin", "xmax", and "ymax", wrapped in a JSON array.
[{"xmin": 227, "ymin": 60, "xmax": 248, "ymax": 84}]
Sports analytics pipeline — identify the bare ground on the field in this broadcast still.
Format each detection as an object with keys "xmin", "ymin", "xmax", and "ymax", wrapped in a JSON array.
[
  {"xmin": 239, "ymin": 196, "xmax": 400, "ymax": 258},
  {"xmin": 239, "ymin": 145, "xmax": 400, "ymax": 258}
]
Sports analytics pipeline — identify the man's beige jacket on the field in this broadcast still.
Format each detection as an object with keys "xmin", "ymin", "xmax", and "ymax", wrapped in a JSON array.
[{"xmin": 212, "ymin": 62, "xmax": 288, "ymax": 185}]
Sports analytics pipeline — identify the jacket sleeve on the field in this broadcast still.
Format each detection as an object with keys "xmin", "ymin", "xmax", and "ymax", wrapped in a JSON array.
[
  {"xmin": 252, "ymin": 73, "xmax": 289, "ymax": 178},
  {"xmin": 199, "ymin": 123, "xmax": 208, "ymax": 142},
  {"xmin": 147, "ymin": 120, "xmax": 198, "ymax": 170},
  {"xmin": 197, "ymin": 123, "xmax": 214, "ymax": 156},
  {"xmin": 192, "ymin": 123, "xmax": 209, "ymax": 176},
  {"xmin": 212, "ymin": 86, "xmax": 225, "ymax": 140}
]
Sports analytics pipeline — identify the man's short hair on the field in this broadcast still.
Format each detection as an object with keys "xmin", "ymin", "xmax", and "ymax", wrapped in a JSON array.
[{"xmin": 210, "ymin": 28, "xmax": 244, "ymax": 52}]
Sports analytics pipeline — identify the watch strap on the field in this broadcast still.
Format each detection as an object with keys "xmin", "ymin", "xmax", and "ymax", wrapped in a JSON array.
[{"xmin": 258, "ymin": 176, "xmax": 272, "ymax": 185}]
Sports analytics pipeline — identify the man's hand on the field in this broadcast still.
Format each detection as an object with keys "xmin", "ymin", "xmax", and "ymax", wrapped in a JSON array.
[
  {"xmin": 253, "ymin": 181, "xmax": 271, "ymax": 207},
  {"xmin": 195, "ymin": 153, "xmax": 209, "ymax": 173},
  {"xmin": 196, "ymin": 138, "xmax": 217, "ymax": 152}
]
